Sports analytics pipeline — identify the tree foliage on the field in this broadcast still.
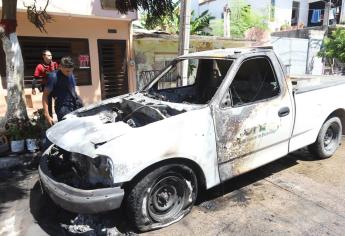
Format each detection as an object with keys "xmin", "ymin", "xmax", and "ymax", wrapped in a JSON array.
[
  {"xmin": 141, "ymin": 1, "xmax": 180, "ymax": 33},
  {"xmin": 114, "ymin": 0, "xmax": 175, "ymax": 29},
  {"xmin": 318, "ymin": 28, "xmax": 345, "ymax": 63},
  {"xmin": 230, "ymin": 1, "xmax": 268, "ymax": 38},
  {"xmin": 209, "ymin": 19, "xmax": 224, "ymax": 37},
  {"xmin": 141, "ymin": 1, "xmax": 215, "ymax": 35},
  {"xmin": 191, "ymin": 10, "xmax": 215, "ymax": 35}
]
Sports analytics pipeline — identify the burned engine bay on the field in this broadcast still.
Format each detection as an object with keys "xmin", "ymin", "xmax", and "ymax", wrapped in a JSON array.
[
  {"xmin": 43, "ymin": 96, "xmax": 192, "ymax": 189},
  {"xmin": 44, "ymin": 145, "xmax": 115, "ymax": 189},
  {"xmin": 75, "ymin": 96, "xmax": 186, "ymax": 128}
]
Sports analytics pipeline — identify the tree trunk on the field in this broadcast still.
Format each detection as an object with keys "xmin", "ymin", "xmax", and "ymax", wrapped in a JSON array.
[{"xmin": 0, "ymin": 0, "xmax": 28, "ymax": 123}]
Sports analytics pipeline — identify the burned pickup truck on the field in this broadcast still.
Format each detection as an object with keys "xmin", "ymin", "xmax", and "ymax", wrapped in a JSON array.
[{"xmin": 39, "ymin": 48, "xmax": 345, "ymax": 231}]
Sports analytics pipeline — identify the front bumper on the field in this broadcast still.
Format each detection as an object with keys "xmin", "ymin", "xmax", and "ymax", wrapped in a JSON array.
[{"xmin": 39, "ymin": 151, "xmax": 124, "ymax": 214}]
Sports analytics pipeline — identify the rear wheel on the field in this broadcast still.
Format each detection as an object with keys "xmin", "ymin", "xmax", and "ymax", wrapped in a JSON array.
[
  {"xmin": 308, "ymin": 117, "xmax": 342, "ymax": 159},
  {"xmin": 125, "ymin": 164, "xmax": 197, "ymax": 232}
]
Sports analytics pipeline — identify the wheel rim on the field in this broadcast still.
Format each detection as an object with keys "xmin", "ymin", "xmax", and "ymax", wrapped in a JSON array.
[
  {"xmin": 323, "ymin": 123, "xmax": 339, "ymax": 152},
  {"xmin": 148, "ymin": 175, "xmax": 187, "ymax": 222}
]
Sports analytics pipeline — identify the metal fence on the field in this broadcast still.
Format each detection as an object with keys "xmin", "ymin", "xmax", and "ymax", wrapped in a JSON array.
[
  {"xmin": 138, "ymin": 69, "xmax": 181, "ymax": 90},
  {"xmin": 139, "ymin": 70, "xmax": 160, "ymax": 89}
]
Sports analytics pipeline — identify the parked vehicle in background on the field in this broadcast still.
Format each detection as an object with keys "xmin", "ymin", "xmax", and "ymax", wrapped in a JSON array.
[{"xmin": 39, "ymin": 48, "xmax": 345, "ymax": 232}]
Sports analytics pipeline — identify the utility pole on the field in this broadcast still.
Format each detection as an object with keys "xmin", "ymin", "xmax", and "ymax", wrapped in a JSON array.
[
  {"xmin": 340, "ymin": 0, "xmax": 345, "ymax": 23},
  {"xmin": 223, "ymin": 4, "xmax": 231, "ymax": 38},
  {"xmin": 323, "ymin": 0, "xmax": 331, "ymax": 28},
  {"xmin": 178, "ymin": 0, "xmax": 191, "ymax": 86}
]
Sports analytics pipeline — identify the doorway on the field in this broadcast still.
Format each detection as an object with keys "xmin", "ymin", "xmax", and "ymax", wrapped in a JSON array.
[{"xmin": 98, "ymin": 39, "xmax": 128, "ymax": 99}]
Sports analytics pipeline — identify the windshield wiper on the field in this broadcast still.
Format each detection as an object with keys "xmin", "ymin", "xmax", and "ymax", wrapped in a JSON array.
[{"xmin": 142, "ymin": 91, "xmax": 167, "ymax": 101}]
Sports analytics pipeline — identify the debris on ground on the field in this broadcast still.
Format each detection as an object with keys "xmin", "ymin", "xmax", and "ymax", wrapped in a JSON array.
[
  {"xmin": 199, "ymin": 200, "xmax": 218, "ymax": 211},
  {"xmin": 61, "ymin": 214, "xmax": 137, "ymax": 236}
]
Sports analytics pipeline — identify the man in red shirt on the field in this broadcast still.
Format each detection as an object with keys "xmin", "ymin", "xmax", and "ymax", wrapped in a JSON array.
[{"xmin": 32, "ymin": 50, "xmax": 58, "ymax": 115}]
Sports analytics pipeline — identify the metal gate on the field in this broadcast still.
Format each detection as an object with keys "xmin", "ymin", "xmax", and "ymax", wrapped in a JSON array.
[{"xmin": 98, "ymin": 40, "xmax": 128, "ymax": 99}]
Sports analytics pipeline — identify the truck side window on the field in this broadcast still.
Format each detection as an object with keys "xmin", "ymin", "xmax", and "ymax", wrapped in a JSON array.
[
  {"xmin": 149, "ymin": 59, "xmax": 232, "ymax": 104},
  {"xmin": 229, "ymin": 57, "xmax": 280, "ymax": 107}
]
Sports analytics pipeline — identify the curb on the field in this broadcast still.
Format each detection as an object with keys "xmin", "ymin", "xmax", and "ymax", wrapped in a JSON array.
[{"xmin": 0, "ymin": 152, "xmax": 42, "ymax": 169}]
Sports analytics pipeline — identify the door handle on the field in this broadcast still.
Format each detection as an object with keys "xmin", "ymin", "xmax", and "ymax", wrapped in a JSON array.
[{"xmin": 278, "ymin": 107, "xmax": 290, "ymax": 117}]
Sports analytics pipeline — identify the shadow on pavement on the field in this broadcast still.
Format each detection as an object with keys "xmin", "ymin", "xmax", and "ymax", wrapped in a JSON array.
[
  {"xmin": 30, "ymin": 181, "xmax": 76, "ymax": 235},
  {"xmin": 0, "ymin": 166, "xmax": 37, "ymax": 216},
  {"xmin": 197, "ymin": 148, "xmax": 317, "ymax": 208},
  {"xmin": 29, "ymin": 181, "xmax": 135, "ymax": 235}
]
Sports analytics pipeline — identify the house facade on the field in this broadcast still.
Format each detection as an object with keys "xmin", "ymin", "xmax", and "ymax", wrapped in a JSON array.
[
  {"xmin": 0, "ymin": 0, "xmax": 137, "ymax": 115},
  {"xmin": 307, "ymin": 0, "xmax": 345, "ymax": 27},
  {"xmin": 192, "ymin": 0, "xmax": 345, "ymax": 31}
]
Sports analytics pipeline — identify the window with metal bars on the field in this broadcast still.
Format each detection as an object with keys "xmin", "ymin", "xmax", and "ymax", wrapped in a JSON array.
[{"xmin": 18, "ymin": 36, "xmax": 92, "ymax": 88}]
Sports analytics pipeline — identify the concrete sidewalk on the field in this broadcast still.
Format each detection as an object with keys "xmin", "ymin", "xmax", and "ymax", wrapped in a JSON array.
[{"xmin": 0, "ymin": 152, "xmax": 42, "ymax": 170}]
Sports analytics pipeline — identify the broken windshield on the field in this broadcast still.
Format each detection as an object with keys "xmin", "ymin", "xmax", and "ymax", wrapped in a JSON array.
[{"xmin": 144, "ymin": 58, "xmax": 233, "ymax": 104}]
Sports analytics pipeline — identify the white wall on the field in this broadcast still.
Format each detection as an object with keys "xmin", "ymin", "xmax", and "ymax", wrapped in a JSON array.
[
  {"xmin": 246, "ymin": 0, "xmax": 294, "ymax": 31},
  {"xmin": 269, "ymin": 0, "xmax": 293, "ymax": 30},
  {"xmin": 191, "ymin": 0, "xmax": 228, "ymax": 18},
  {"xmin": 245, "ymin": 0, "xmax": 271, "ymax": 15},
  {"xmin": 272, "ymin": 36, "xmax": 309, "ymax": 75},
  {"xmin": 0, "ymin": 0, "xmax": 137, "ymax": 20},
  {"xmin": 197, "ymin": 0, "xmax": 229, "ymax": 18},
  {"xmin": 191, "ymin": 0, "xmax": 315, "ymax": 30},
  {"xmin": 298, "ymin": 0, "xmax": 309, "ymax": 26}
]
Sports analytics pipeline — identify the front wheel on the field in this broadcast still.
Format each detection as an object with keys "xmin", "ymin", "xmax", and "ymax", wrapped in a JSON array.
[
  {"xmin": 125, "ymin": 164, "xmax": 198, "ymax": 232},
  {"xmin": 308, "ymin": 116, "xmax": 342, "ymax": 159}
]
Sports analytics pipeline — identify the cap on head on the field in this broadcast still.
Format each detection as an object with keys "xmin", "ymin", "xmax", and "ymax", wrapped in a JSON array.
[{"xmin": 60, "ymin": 56, "xmax": 74, "ymax": 68}]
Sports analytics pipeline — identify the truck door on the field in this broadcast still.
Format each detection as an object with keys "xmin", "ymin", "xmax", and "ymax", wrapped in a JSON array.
[{"xmin": 212, "ymin": 55, "xmax": 294, "ymax": 182}]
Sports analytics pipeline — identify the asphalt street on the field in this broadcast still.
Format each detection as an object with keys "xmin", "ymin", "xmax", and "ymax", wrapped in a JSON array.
[{"xmin": 0, "ymin": 139, "xmax": 344, "ymax": 236}]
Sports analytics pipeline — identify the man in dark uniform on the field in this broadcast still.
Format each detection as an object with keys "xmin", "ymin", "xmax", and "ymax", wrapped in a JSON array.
[{"xmin": 42, "ymin": 56, "xmax": 80, "ymax": 126}]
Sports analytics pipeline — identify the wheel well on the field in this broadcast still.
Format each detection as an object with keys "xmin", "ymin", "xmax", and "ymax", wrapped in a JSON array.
[
  {"xmin": 328, "ymin": 109, "xmax": 345, "ymax": 135},
  {"xmin": 123, "ymin": 158, "xmax": 207, "ymax": 192}
]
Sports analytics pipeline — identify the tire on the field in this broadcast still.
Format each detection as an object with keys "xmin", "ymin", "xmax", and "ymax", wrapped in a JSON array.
[
  {"xmin": 125, "ymin": 164, "xmax": 198, "ymax": 232},
  {"xmin": 308, "ymin": 116, "xmax": 342, "ymax": 159}
]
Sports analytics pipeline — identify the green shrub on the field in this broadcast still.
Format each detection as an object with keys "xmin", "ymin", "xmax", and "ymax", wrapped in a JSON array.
[{"xmin": 318, "ymin": 28, "xmax": 345, "ymax": 63}]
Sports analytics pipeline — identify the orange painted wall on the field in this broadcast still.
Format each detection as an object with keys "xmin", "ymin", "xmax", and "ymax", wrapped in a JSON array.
[{"xmin": 0, "ymin": 12, "xmax": 133, "ymax": 116}]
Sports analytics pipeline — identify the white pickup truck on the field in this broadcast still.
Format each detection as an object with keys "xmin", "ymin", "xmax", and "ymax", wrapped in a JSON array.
[{"xmin": 39, "ymin": 48, "xmax": 345, "ymax": 232}]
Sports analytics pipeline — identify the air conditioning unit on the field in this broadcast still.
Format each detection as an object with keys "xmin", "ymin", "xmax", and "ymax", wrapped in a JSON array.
[{"xmin": 100, "ymin": 0, "xmax": 116, "ymax": 10}]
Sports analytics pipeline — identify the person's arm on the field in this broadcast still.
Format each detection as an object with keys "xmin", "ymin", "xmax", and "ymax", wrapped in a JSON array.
[
  {"xmin": 42, "ymin": 88, "xmax": 54, "ymax": 126},
  {"xmin": 43, "ymin": 72, "xmax": 55, "ymax": 126},
  {"xmin": 31, "ymin": 78, "xmax": 37, "ymax": 95},
  {"xmin": 32, "ymin": 64, "xmax": 41, "ymax": 95},
  {"xmin": 53, "ymin": 61, "xmax": 59, "ymax": 70}
]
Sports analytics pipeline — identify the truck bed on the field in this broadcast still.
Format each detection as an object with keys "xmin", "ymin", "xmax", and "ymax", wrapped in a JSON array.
[
  {"xmin": 289, "ymin": 75, "xmax": 345, "ymax": 153},
  {"xmin": 291, "ymin": 75, "xmax": 345, "ymax": 94}
]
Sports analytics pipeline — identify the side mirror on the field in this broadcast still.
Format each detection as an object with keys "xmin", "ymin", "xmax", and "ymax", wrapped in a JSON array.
[{"xmin": 221, "ymin": 89, "xmax": 231, "ymax": 108}]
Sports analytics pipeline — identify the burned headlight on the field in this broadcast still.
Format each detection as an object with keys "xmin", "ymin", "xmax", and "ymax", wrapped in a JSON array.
[{"xmin": 70, "ymin": 153, "xmax": 115, "ymax": 188}]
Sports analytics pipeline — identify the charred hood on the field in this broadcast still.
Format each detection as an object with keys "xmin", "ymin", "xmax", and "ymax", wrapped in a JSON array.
[{"xmin": 47, "ymin": 94, "xmax": 192, "ymax": 157}]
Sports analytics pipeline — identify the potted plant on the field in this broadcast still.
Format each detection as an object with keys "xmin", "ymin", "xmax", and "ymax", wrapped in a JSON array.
[
  {"xmin": 25, "ymin": 122, "xmax": 39, "ymax": 153},
  {"xmin": 280, "ymin": 24, "xmax": 287, "ymax": 31},
  {"xmin": 5, "ymin": 118, "xmax": 26, "ymax": 153},
  {"xmin": 32, "ymin": 109, "xmax": 49, "ymax": 150},
  {"xmin": 298, "ymin": 22, "xmax": 304, "ymax": 29},
  {"xmin": 0, "ymin": 129, "xmax": 9, "ymax": 155}
]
